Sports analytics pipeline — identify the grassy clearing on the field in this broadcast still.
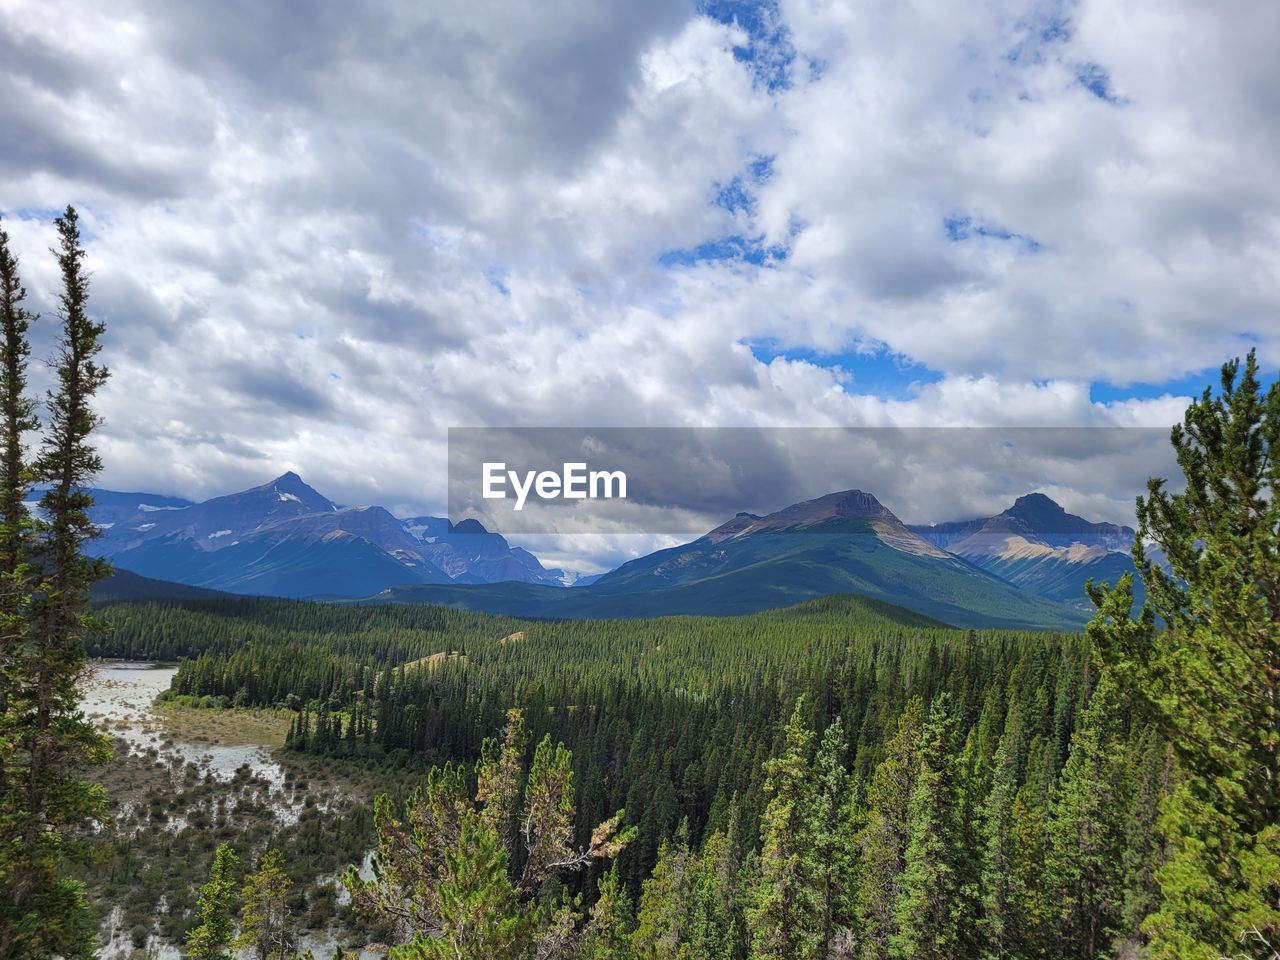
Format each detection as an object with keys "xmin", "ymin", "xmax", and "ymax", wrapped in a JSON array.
[{"xmin": 152, "ymin": 702, "xmax": 292, "ymax": 749}]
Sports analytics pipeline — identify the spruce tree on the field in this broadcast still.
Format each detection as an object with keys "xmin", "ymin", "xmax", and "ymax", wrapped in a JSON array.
[
  {"xmin": 0, "ymin": 206, "xmax": 110, "ymax": 960},
  {"xmin": 186, "ymin": 843, "xmax": 241, "ymax": 960},
  {"xmin": 890, "ymin": 695, "xmax": 967, "ymax": 960},
  {"xmin": 747, "ymin": 699, "xmax": 823, "ymax": 960},
  {"xmin": 1088, "ymin": 351, "xmax": 1280, "ymax": 958},
  {"xmin": 980, "ymin": 711, "xmax": 1023, "ymax": 959},
  {"xmin": 1007, "ymin": 737, "xmax": 1056, "ymax": 960},
  {"xmin": 1118, "ymin": 725, "xmax": 1166, "ymax": 944},
  {"xmin": 0, "ymin": 215, "xmax": 38, "ymax": 657},
  {"xmin": 812, "ymin": 719, "xmax": 854, "ymax": 956},
  {"xmin": 236, "ymin": 847, "xmax": 293, "ymax": 959},
  {"xmin": 0, "ymin": 217, "xmax": 38, "ymax": 951},
  {"xmin": 853, "ymin": 698, "xmax": 927, "ymax": 960},
  {"xmin": 1046, "ymin": 672, "xmax": 1129, "ymax": 959}
]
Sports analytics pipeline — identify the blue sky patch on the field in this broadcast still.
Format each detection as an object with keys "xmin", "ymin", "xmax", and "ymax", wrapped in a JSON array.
[
  {"xmin": 944, "ymin": 214, "xmax": 1043, "ymax": 252},
  {"xmin": 1, "ymin": 206, "xmax": 68, "ymax": 223},
  {"xmin": 1092, "ymin": 366, "xmax": 1279, "ymax": 404},
  {"xmin": 698, "ymin": 0, "xmax": 794, "ymax": 91},
  {"xmin": 714, "ymin": 177, "xmax": 754, "ymax": 215},
  {"xmin": 747, "ymin": 339, "xmax": 945, "ymax": 398},
  {"xmin": 749, "ymin": 155, "xmax": 774, "ymax": 183},
  {"xmin": 485, "ymin": 266, "xmax": 511, "ymax": 297},
  {"xmin": 659, "ymin": 233, "xmax": 788, "ymax": 268},
  {"xmin": 1006, "ymin": 3, "xmax": 1073, "ymax": 65},
  {"xmin": 1076, "ymin": 62, "xmax": 1118, "ymax": 102}
]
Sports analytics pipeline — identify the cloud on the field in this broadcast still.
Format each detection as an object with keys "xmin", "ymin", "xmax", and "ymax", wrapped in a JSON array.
[{"xmin": 1, "ymin": 0, "xmax": 1273, "ymax": 569}]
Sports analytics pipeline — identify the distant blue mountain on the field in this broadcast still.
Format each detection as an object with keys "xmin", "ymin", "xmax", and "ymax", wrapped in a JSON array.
[
  {"xmin": 85, "ymin": 477, "xmax": 1137, "ymax": 629},
  {"xmin": 908, "ymin": 493, "xmax": 1138, "ymax": 611},
  {"xmin": 377, "ymin": 489, "xmax": 1092, "ymax": 630},
  {"xmin": 89, "ymin": 472, "xmax": 564, "ymax": 598}
]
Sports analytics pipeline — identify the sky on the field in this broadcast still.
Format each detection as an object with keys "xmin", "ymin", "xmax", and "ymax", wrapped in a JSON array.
[{"xmin": 1, "ymin": 0, "xmax": 1277, "ymax": 572}]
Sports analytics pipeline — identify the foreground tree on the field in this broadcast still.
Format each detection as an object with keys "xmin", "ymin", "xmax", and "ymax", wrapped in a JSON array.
[
  {"xmin": 0, "ymin": 206, "xmax": 111, "ymax": 959},
  {"xmin": 581, "ymin": 863, "xmax": 635, "ymax": 960},
  {"xmin": 1088, "ymin": 351, "xmax": 1280, "ymax": 958},
  {"xmin": 186, "ymin": 843, "xmax": 241, "ymax": 960},
  {"xmin": 0, "ymin": 216, "xmax": 38, "ymax": 694},
  {"xmin": 344, "ymin": 709, "xmax": 631, "ymax": 959},
  {"xmin": 0, "ymin": 216, "xmax": 40, "ymax": 951},
  {"xmin": 236, "ymin": 847, "xmax": 293, "ymax": 959},
  {"xmin": 1046, "ymin": 674, "xmax": 1129, "ymax": 959}
]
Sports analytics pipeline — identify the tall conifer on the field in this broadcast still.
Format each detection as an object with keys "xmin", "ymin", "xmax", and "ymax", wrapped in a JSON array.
[{"xmin": 1089, "ymin": 351, "xmax": 1280, "ymax": 958}]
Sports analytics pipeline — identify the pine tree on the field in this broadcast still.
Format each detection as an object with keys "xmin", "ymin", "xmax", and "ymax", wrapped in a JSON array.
[
  {"xmin": 0, "ymin": 216, "xmax": 39, "ymax": 953},
  {"xmin": 0, "ymin": 206, "xmax": 110, "ymax": 960},
  {"xmin": 477, "ymin": 707, "xmax": 526, "ymax": 853},
  {"xmin": 1046, "ymin": 672, "xmax": 1128, "ymax": 959},
  {"xmin": 236, "ymin": 847, "xmax": 293, "ymax": 959},
  {"xmin": 345, "ymin": 711, "xmax": 630, "ymax": 957},
  {"xmin": 980, "ymin": 712, "xmax": 1023, "ymax": 959},
  {"xmin": 582, "ymin": 863, "xmax": 635, "ymax": 960},
  {"xmin": 186, "ymin": 843, "xmax": 240, "ymax": 960},
  {"xmin": 407, "ymin": 818, "xmax": 529, "ymax": 960},
  {"xmin": 853, "ymin": 697, "xmax": 927, "ymax": 960},
  {"xmin": 748, "ymin": 699, "xmax": 823, "ymax": 960},
  {"xmin": 890, "ymin": 695, "xmax": 967, "ymax": 960},
  {"xmin": 1088, "ymin": 351, "xmax": 1280, "ymax": 958},
  {"xmin": 632, "ymin": 831, "xmax": 690, "ymax": 959}
]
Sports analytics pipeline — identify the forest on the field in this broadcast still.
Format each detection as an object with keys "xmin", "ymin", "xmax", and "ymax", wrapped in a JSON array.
[{"xmin": 93, "ymin": 595, "xmax": 1101, "ymax": 910}]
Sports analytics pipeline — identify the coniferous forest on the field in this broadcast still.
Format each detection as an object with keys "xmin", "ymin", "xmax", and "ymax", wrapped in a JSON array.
[{"xmin": 0, "ymin": 211, "xmax": 1278, "ymax": 959}]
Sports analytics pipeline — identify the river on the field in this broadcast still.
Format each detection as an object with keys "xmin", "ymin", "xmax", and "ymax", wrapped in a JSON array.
[{"xmin": 83, "ymin": 661, "xmax": 379, "ymax": 960}]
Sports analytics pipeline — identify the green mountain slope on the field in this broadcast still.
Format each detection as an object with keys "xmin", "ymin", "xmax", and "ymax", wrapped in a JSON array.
[{"xmin": 370, "ymin": 491, "xmax": 1087, "ymax": 630}]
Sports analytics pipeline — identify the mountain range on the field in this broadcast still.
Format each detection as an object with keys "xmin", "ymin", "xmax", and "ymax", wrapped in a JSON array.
[
  {"xmin": 86, "ymin": 473, "xmax": 1139, "ymax": 629},
  {"xmin": 88, "ymin": 472, "xmax": 567, "ymax": 598}
]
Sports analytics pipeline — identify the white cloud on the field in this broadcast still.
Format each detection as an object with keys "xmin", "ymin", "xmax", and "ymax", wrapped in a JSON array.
[{"xmin": 0, "ymin": 0, "xmax": 1271, "ymax": 570}]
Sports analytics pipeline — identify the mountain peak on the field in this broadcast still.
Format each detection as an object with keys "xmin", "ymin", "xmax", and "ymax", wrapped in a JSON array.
[
  {"xmin": 770, "ymin": 489, "xmax": 896, "ymax": 525},
  {"xmin": 704, "ymin": 488, "xmax": 901, "ymax": 543},
  {"xmin": 247, "ymin": 471, "xmax": 336, "ymax": 513},
  {"xmin": 828, "ymin": 489, "xmax": 892, "ymax": 516},
  {"xmin": 1009, "ymin": 492, "xmax": 1066, "ymax": 515},
  {"xmin": 270, "ymin": 470, "xmax": 308, "ymax": 490}
]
